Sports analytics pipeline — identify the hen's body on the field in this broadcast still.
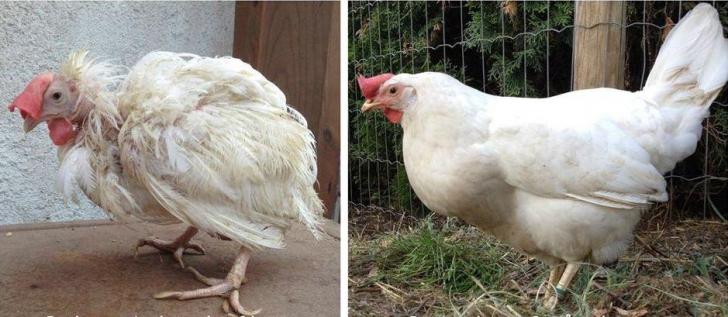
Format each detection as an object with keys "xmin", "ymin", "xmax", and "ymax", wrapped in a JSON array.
[
  {"xmin": 403, "ymin": 83, "xmax": 658, "ymax": 265},
  {"xmin": 403, "ymin": 3, "xmax": 727, "ymax": 267},
  {"xmin": 59, "ymin": 52, "xmax": 322, "ymax": 250},
  {"xmin": 35, "ymin": 51, "xmax": 324, "ymax": 314}
]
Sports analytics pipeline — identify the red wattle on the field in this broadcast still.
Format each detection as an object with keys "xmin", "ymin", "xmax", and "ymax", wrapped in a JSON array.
[
  {"xmin": 48, "ymin": 118, "xmax": 77, "ymax": 145},
  {"xmin": 383, "ymin": 108, "xmax": 403, "ymax": 124}
]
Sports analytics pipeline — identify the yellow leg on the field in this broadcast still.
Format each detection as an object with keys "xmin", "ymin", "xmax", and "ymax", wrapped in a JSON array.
[
  {"xmin": 543, "ymin": 262, "xmax": 580, "ymax": 310},
  {"xmin": 556, "ymin": 263, "xmax": 580, "ymax": 291},
  {"xmin": 542, "ymin": 264, "xmax": 564, "ymax": 307},
  {"xmin": 548, "ymin": 264, "xmax": 566, "ymax": 286}
]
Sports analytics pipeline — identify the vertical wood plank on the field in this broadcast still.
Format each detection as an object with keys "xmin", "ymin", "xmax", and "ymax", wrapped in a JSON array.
[
  {"xmin": 233, "ymin": 2, "xmax": 340, "ymax": 217},
  {"xmin": 232, "ymin": 2, "xmax": 262, "ymax": 66},
  {"xmin": 317, "ymin": 1, "xmax": 341, "ymax": 218},
  {"xmin": 572, "ymin": 1, "xmax": 626, "ymax": 90}
]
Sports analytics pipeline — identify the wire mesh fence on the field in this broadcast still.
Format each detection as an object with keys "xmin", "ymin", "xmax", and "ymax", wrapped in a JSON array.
[{"xmin": 348, "ymin": 1, "xmax": 728, "ymax": 221}]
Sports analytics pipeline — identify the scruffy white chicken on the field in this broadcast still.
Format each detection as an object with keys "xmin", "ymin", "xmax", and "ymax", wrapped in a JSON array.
[
  {"xmin": 358, "ymin": 4, "xmax": 727, "ymax": 309},
  {"xmin": 8, "ymin": 51, "xmax": 323, "ymax": 315}
]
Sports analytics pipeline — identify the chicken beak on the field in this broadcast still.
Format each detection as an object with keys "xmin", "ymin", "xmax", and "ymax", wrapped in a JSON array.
[
  {"xmin": 361, "ymin": 99, "xmax": 381, "ymax": 112},
  {"xmin": 23, "ymin": 117, "xmax": 41, "ymax": 133}
]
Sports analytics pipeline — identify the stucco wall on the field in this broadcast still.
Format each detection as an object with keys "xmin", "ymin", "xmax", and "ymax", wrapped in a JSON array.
[{"xmin": 0, "ymin": 2, "xmax": 234, "ymax": 225}]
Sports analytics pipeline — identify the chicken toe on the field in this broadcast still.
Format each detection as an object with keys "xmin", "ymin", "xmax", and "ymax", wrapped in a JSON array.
[
  {"xmin": 229, "ymin": 290, "xmax": 261, "ymax": 316},
  {"xmin": 135, "ymin": 226, "xmax": 205, "ymax": 268},
  {"xmin": 154, "ymin": 279, "xmax": 235, "ymax": 300},
  {"xmin": 154, "ymin": 246, "xmax": 259, "ymax": 315},
  {"xmin": 187, "ymin": 266, "xmax": 225, "ymax": 286}
]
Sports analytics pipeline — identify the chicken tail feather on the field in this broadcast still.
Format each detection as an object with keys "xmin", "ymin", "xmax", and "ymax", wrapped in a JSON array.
[{"xmin": 642, "ymin": 3, "xmax": 728, "ymax": 109}]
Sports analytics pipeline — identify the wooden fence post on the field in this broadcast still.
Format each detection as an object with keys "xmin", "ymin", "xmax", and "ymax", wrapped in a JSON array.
[{"xmin": 571, "ymin": 1, "xmax": 626, "ymax": 90}]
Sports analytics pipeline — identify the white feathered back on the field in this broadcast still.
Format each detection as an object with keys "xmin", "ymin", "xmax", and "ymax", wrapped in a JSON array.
[{"xmin": 116, "ymin": 52, "xmax": 324, "ymax": 250}]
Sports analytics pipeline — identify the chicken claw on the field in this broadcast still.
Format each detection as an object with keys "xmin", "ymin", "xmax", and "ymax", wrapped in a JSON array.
[
  {"xmin": 155, "ymin": 246, "xmax": 259, "ymax": 316},
  {"xmin": 135, "ymin": 226, "xmax": 205, "ymax": 268}
]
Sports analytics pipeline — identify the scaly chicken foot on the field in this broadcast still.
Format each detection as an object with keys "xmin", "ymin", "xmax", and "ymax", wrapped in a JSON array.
[
  {"xmin": 135, "ymin": 226, "xmax": 205, "ymax": 268},
  {"xmin": 543, "ymin": 262, "xmax": 580, "ymax": 310},
  {"xmin": 155, "ymin": 246, "xmax": 260, "ymax": 316}
]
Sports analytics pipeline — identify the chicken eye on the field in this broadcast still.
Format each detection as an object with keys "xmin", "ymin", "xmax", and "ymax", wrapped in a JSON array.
[
  {"xmin": 52, "ymin": 92, "xmax": 62, "ymax": 101},
  {"xmin": 389, "ymin": 87, "xmax": 397, "ymax": 94}
]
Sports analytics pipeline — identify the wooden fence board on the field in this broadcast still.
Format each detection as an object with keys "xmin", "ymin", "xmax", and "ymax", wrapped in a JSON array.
[{"xmin": 233, "ymin": 2, "xmax": 340, "ymax": 217}]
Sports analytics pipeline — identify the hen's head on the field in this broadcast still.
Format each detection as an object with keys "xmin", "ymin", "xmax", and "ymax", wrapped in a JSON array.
[
  {"xmin": 7, "ymin": 51, "xmax": 103, "ymax": 146},
  {"xmin": 8, "ymin": 73, "xmax": 82, "ymax": 145},
  {"xmin": 358, "ymin": 73, "xmax": 417, "ymax": 124}
]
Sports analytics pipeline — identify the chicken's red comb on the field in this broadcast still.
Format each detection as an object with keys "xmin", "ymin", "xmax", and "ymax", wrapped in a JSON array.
[
  {"xmin": 8, "ymin": 73, "xmax": 53, "ymax": 120},
  {"xmin": 357, "ymin": 73, "xmax": 394, "ymax": 99}
]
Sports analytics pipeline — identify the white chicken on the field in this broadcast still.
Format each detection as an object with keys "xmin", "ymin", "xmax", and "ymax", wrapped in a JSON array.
[
  {"xmin": 8, "ymin": 51, "xmax": 323, "ymax": 315},
  {"xmin": 358, "ymin": 4, "xmax": 727, "ymax": 309}
]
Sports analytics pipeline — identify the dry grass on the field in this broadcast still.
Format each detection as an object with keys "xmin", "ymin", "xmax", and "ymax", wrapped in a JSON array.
[{"xmin": 348, "ymin": 207, "xmax": 728, "ymax": 316}]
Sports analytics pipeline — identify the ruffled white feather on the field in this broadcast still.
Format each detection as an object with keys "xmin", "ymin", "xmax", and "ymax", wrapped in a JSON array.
[{"xmin": 53, "ymin": 51, "xmax": 323, "ymax": 249}]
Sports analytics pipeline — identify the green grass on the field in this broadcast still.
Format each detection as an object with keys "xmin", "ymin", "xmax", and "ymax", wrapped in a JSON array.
[
  {"xmin": 349, "ymin": 215, "xmax": 728, "ymax": 316},
  {"xmin": 373, "ymin": 218, "xmax": 510, "ymax": 294}
]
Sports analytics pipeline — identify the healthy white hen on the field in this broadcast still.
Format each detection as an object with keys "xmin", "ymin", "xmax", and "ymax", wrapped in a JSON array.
[
  {"xmin": 358, "ymin": 3, "xmax": 727, "ymax": 309},
  {"xmin": 8, "ymin": 51, "xmax": 323, "ymax": 315}
]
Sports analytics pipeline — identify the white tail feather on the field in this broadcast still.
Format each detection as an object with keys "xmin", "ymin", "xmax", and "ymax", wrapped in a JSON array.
[
  {"xmin": 643, "ymin": 3, "xmax": 728, "ymax": 108},
  {"xmin": 638, "ymin": 3, "xmax": 728, "ymax": 172}
]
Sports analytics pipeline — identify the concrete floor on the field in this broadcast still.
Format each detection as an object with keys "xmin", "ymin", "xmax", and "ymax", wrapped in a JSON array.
[{"xmin": 0, "ymin": 220, "xmax": 340, "ymax": 316}]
